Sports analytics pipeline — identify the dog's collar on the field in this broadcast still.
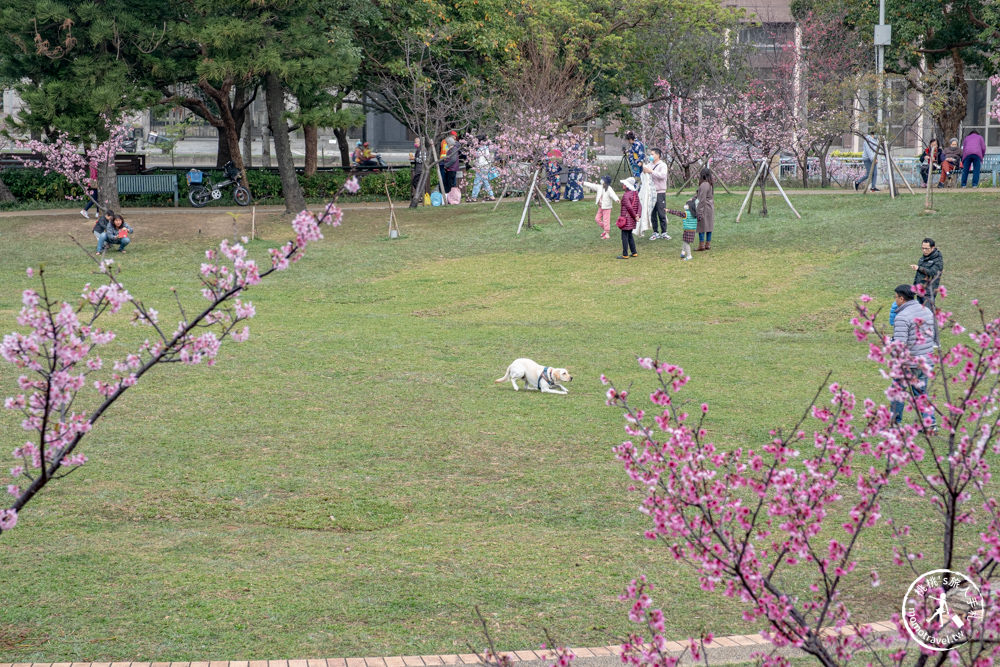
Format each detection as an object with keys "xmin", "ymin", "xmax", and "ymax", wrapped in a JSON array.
[{"xmin": 537, "ymin": 366, "xmax": 552, "ymax": 390}]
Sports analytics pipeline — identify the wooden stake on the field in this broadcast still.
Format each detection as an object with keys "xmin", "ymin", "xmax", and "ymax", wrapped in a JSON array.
[
  {"xmin": 883, "ymin": 141, "xmax": 897, "ymax": 199},
  {"xmin": 492, "ymin": 182, "xmax": 509, "ymax": 211},
  {"xmin": 767, "ymin": 168, "xmax": 802, "ymax": 218},
  {"xmin": 887, "ymin": 144, "xmax": 915, "ymax": 195},
  {"xmin": 736, "ymin": 159, "xmax": 767, "ymax": 222},
  {"xmin": 385, "ymin": 181, "xmax": 400, "ymax": 238},
  {"xmin": 516, "ymin": 169, "xmax": 541, "ymax": 235},
  {"xmin": 533, "ymin": 179, "xmax": 564, "ymax": 226}
]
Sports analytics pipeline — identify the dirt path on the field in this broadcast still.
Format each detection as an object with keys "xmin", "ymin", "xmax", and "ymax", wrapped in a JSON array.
[{"xmin": 0, "ymin": 204, "xmax": 393, "ymax": 241}]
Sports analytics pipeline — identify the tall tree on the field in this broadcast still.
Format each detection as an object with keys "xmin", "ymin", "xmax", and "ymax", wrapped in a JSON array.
[
  {"xmin": 252, "ymin": 0, "xmax": 365, "ymax": 211},
  {"xmin": 520, "ymin": 0, "xmax": 748, "ymax": 125},
  {"xmin": 366, "ymin": 31, "xmax": 488, "ymax": 207},
  {"xmin": 0, "ymin": 0, "xmax": 165, "ymax": 211},
  {"xmin": 354, "ymin": 0, "xmax": 521, "ymax": 206},
  {"xmin": 140, "ymin": 1, "xmax": 268, "ymax": 183},
  {"xmin": 838, "ymin": 0, "xmax": 997, "ymax": 140},
  {"xmin": 283, "ymin": 24, "xmax": 362, "ymax": 177}
]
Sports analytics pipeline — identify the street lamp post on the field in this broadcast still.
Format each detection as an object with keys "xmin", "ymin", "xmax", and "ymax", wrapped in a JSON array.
[{"xmin": 874, "ymin": 0, "xmax": 891, "ymax": 189}]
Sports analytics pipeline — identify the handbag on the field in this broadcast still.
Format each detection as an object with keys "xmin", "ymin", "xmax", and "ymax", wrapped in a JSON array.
[{"xmin": 615, "ymin": 215, "xmax": 627, "ymax": 230}]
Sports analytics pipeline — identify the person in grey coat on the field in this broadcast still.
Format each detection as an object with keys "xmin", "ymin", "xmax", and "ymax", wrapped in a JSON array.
[
  {"xmin": 890, "ymin": 284, "xmax": 936, "ymax": 431},
  {"xmin": 854, "ymin": 134, "xmax": 879, "ymax": 191}
]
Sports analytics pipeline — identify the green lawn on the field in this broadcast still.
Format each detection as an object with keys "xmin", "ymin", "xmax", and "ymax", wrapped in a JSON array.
[{"xmin": 1, "ymin": 191, "xmax": 998, "ymax": 661}]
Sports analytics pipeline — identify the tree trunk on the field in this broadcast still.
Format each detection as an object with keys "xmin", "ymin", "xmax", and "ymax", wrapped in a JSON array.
[
  {"xmin": 935, "ymin": 52, "xmax": 969, "ymax": 143},
  {"xmin": 265, "ymin": 72, "xmax": 306, "ymax": 214},
  {"xmin": 198, "ymin": 80, "xmax": 250, "ymax": 188},
  {"xmin": 409, "ymin": 138, "xmax": 437, "ymax": 208},
  {"xmin": 334, "ymin": 127, "xmax": 350, "ymax": 167},
  {"xmin": 303, "ymin": 124, "xmax": 318, "ymax": 177},
  {"xmin": 97, "ymin": 159, "xmax": 121, "ymax": 213},
  {"xmin": 261, "ymin": 126, "xmax": 272, "ymax": 168},
  {"xmin": 819, "ymin": 141, "xmax": 833, "ymax": 188},
  {"xmin": 758, "ymin": 158, "xmax": 769, "ymax": 217},
  {"xmin": 0, "ymin": 172, "xmax": 15, "ymax": 202},
  {"xmin": 216, "ymin": 127, "xmax": 234, "ymax": 168},
  {"xmin": 242, "ymin": 109, "xmax": 254, "ymax": 169}
]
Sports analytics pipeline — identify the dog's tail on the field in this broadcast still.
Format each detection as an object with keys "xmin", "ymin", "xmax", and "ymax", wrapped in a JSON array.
[{"xmin": 494, "ymin": 369, "xmax": 510, "ymax": 383}]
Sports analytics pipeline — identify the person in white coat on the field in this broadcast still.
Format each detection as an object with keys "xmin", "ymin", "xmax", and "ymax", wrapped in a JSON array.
[
  {"xmin": 583, "ymin": 175, "xmax": 620, "ymax": 239},
  {"xmin": 636, "ymin": 156, "xmax": 654, "ymax": 238}
]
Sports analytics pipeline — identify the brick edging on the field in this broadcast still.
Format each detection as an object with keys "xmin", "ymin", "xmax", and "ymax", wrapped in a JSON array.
[{"xmin": 0, "ymin": 621, "xmax": 900, "ymax": 667}]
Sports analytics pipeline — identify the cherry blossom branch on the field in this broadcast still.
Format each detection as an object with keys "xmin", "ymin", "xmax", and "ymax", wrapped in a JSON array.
[{"xmin": 1, "ymin": 179, "xmax": 358, "ymax": 536}]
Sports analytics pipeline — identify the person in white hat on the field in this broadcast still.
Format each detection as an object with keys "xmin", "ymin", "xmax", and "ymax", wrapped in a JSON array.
[{"xmin": 616, "ymin": 177, "xmax": 641, "ymax": 259}]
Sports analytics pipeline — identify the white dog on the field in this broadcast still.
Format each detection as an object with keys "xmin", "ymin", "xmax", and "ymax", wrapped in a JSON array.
[{"xmin": 495, "ymin": 358, "xmax": 572, "ymax": 394}]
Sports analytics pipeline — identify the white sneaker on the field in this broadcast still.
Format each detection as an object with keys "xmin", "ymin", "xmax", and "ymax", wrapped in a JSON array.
[
  {"xmin": 684, "ymin": 254, "xmax": 692, "ymax": 261},
  {"xmin": 80, "ymin": 210, "xmax": 89, "ymax": 218},
  {"xmin": 661, "ymin": 233, "xmax": 672, "ymax": 240},
  {"xmin": 680, "ymin": 251, "xmax": 686, "ymax": 258},
  {"xmin": 649, "ymin": 233, "xmax": 659, "ymax": 240}
]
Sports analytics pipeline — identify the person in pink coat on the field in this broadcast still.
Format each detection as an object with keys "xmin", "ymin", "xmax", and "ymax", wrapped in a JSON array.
[{"xmin": 961, "ymin": 130, "xmax": 986, "ymax": 188}]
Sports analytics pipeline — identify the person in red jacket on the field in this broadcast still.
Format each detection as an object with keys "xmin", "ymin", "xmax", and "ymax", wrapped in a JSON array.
[{"xmin": 617, "ymin": 177, "xmax": 641, "ymax": 259}]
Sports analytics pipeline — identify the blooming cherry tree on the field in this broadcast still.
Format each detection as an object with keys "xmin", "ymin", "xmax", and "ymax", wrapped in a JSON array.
[
  {"xmin": 604, "ymin": 287, "xmax": 1000, "ymax": 665},
  {"xmin": 638, "ymin": 80, "xmax": 729, "ymax": 184},
  {"xmin": 1, "ymin": 183, "xmax": 353, "ymax": 535},
  {"xmin": 12, "ymin": 114, "xmax": 131, "ymax": 211},
  {"xmin": 481, "ymin": 109, "xmax": 596, "ymax": 196}
]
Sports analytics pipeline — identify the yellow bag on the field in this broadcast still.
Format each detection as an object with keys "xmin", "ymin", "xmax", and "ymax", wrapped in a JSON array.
[{"xmin": 423, "ymin": 192, "xmax": 431, "ymax": 206}]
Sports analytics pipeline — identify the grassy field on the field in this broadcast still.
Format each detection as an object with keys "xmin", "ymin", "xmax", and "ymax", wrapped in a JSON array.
[{"xmin": 1, "ymin": 190, "xmax": 998, "ymax": 661}]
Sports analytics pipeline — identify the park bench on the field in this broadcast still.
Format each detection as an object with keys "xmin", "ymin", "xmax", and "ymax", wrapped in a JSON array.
[
  {"xmin": 979, "ymin": 154, "xmax": 1000, "ymax": 186},
  {"xmin": 117, "ymin": 173, "xmax": 179, "ymax": 207}
]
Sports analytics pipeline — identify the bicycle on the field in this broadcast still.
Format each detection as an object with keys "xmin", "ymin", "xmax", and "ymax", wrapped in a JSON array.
[{"xmin": 187, "ymin": 161, "xmax": 252, "ymax": 207}]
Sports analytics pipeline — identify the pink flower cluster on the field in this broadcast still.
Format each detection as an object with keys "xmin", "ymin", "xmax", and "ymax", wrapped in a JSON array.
[
  {"xmin": 1, "ymin": 120, "xmax": 356, "ymax": 536},
  {"xmin": 606, "ymin": 291, "xmax": 1000, "ymax": 665},
  {"xmin": 13, "ymin": 114, "xmax": 132, "ymax": 199},
  {"xmin": 473, "ymin": 110, "xmax": 597, "ymax": 192}
]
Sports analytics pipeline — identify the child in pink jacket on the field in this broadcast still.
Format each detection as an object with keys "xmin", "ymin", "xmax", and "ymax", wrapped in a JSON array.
[{"xmin": 584, "ymin": 175, "xmax": 620, "ymax": 239}]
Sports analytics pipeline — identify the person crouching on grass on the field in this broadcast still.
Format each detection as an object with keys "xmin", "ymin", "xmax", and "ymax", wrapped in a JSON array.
[
  {"xmin": 105, "ymin": 214, "xmax": 134, "ymax": 253},
  {"xmin": 616, "ymin": 177, "xmax": 640, "ymax": 259}
]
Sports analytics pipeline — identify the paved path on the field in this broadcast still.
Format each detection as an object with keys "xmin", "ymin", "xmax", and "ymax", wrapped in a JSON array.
[
  {"xmin": 0, "ymin": 621, "xmax": 902, "ymax": 667},
  {"xmin": 2, "ymin": 186, "xmax": 999, "ymax": 220}
]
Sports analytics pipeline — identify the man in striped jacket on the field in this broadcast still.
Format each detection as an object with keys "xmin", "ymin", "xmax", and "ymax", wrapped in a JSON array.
[{"xmin": 890, "ymin": 284, "xmax": 936, "ymax": 432}]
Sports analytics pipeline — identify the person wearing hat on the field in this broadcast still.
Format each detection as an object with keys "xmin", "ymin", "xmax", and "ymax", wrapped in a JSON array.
[
  {"xmin": 938, "ymin": 137, "xmax": 962, "ymax": 187},
  {"xmin": 357, "ymin": 142, "xmax": 381, "ymax": 168},
  {"xmin": 439, "ymin": 133, "xmax": 461, "ymax": 197},
  {"xmin": 889, "ymin": 284, "xmax": 936, "ymax": 432},
  {"xmin": 616, "ymin": 177, "xmax": 641, "ymax": 259}
]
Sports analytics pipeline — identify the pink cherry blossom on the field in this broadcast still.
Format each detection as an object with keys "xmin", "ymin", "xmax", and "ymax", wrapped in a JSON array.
[
  {"xmin": 607, "ymin": 288, "xmax": 1000, "ymax": 666},
  {"xmin": 1, "ymin": 137, "xmax": 352, "ymax": 537}
]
